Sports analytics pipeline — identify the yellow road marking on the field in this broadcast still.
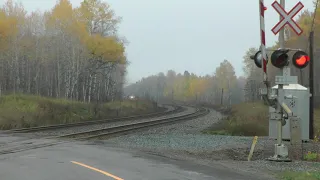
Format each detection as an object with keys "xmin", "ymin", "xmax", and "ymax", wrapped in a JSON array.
[{"xmin": 71, "ymin": 161, "xmax": 124, "ymax": 180}]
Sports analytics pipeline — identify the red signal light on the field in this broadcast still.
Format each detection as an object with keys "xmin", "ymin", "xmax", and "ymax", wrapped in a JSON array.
[
  {"xmin": 295, "ymin": 55, "xmax": 309, "ymax": 66},
  {"xmin": 292, "ymin": 51, "xmax": 309, "ymax": 69}
]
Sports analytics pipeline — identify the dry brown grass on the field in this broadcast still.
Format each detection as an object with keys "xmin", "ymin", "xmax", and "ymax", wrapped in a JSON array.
[
  {"xmin": 278, "ymin": 171, "xmax": 320, "ymax": 180},
  {"xmin": 0, "ymin": 94, "xmax": 156, "ymax": 129},
  {"xmin": 204, "ymin": 101, "xmax": 320, "ymax": 137},
  {"xmin": 203, "ymin": 102, "xmax": 269, "ymax": 136}
]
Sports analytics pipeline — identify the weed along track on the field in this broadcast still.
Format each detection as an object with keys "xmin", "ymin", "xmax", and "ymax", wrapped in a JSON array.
[{"xmin": 0, "ymin": 106, "xmax": 208, "ymax": 155}]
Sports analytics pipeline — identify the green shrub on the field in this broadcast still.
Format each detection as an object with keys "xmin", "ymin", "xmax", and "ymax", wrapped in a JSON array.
[{"xmin": 304, "ymin": 152, "xmax": 319, "ymax": 162}]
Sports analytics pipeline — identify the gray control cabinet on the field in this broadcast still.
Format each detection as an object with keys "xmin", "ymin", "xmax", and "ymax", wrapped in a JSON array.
[{"xmin": 269, "ymin": 84, "xmax": 310, "ymax": 141}]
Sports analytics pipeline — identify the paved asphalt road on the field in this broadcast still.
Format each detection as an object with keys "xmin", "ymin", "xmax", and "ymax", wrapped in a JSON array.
[{"xmin": 0, "ymin": 139, "xmax": 262, "ymax": 180}]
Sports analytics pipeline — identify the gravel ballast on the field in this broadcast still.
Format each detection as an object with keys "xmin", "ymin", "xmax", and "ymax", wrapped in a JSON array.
[{"xmin": 103, "ymin": 108, "xmax": 320, "ymax": 179}]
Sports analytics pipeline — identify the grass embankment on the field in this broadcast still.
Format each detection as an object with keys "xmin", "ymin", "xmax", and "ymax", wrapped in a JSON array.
[
  {"xmin": 278, "ymin": 171, "xmax": 320, "ymax": 180},
  {"xmin": 203, "ymin": 102, "xmax": 320, "ymax": 137},
  {"xmin": 203, "ymin": 102, "xmax": 269, "ymax": 136},
  {"xmin": 0, "ymin": 94, "xmax": 158, "ymax": 130}
]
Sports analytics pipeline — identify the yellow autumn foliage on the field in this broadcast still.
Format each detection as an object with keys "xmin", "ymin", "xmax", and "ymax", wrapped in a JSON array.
[
  {"xmin": 85, "ymin": 34, "xmax": 126, "ymax": 64},
  {"xmin": 44, "ymin": 0, "xmax": 125, "ymax": 64},
  {"xmin": 0, "ymin": 9, "xmax": 18, "ymax": 50}
]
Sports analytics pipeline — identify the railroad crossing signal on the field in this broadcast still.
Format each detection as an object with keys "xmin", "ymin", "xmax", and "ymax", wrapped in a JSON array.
[
  {"xmin": 269, "ymin": 49, "xmax": 309, "ymax": 69},
  {"xmin": 251, "ymin": 49, "xmax": 309, "ymax": 69},
  {"xmin": 254, "ymin": 0, "xmax": 311, "ymax": 163},
  {"xmin": 271, "ymin": 1, "xmax": 304, "ymax": 36}
]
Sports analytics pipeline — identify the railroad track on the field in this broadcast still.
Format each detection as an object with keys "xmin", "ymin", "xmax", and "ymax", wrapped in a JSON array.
[
  {"xmin": 0, "ymin": 139, "xmax": 63, "ymax": 155},
  {"xmin": 4, "ymin": 105, "xmax": 183, "ymax": 134},
  {"xmin": 0, "ymin": 104, "xmax": 182, "ymax": 154},
  {"xmin": 53, "ymin": 107, "xmax": 209, "ymax": 140},
  {"xmin": 0, "ymin": 107, "xmax": 209, "ymax": 155}
]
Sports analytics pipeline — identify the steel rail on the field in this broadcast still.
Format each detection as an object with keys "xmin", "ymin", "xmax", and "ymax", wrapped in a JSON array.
[{"xmin": 57, "ymin": 108, "xmax": 209, "ymax": 140}]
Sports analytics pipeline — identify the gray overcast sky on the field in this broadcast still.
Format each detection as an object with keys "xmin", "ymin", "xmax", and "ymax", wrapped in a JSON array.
[{"xmin": 2, "ymin": 0, "xmax": 315, "ymax": 84}]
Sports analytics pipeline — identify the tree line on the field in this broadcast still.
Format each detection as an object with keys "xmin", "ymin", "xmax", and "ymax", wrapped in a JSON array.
[
  {"xmin": 124, "ymin": 60, "xmax": 246, "ymax": 106},
  {"xmin": 0, "ymin": 0, "xmax": 127, "ymax": 103}
]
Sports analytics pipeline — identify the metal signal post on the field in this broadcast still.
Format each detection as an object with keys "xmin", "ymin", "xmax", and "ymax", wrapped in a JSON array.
[
  {"xmin": 309, "ymin": 31, "xmax": 314, "ymax": 140},
  {"xmin": 267, "ymin": 0, "xmax": 292, "ymax": 162},
  {"xmin": 268, "ymin": 0, "xmax": 309, "ymax": 162}
]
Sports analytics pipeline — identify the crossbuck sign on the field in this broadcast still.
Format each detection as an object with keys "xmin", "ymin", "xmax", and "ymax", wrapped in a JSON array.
[{"xmin": 271, "ymin": 1, "xmax": 304, "ymax": 36}]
